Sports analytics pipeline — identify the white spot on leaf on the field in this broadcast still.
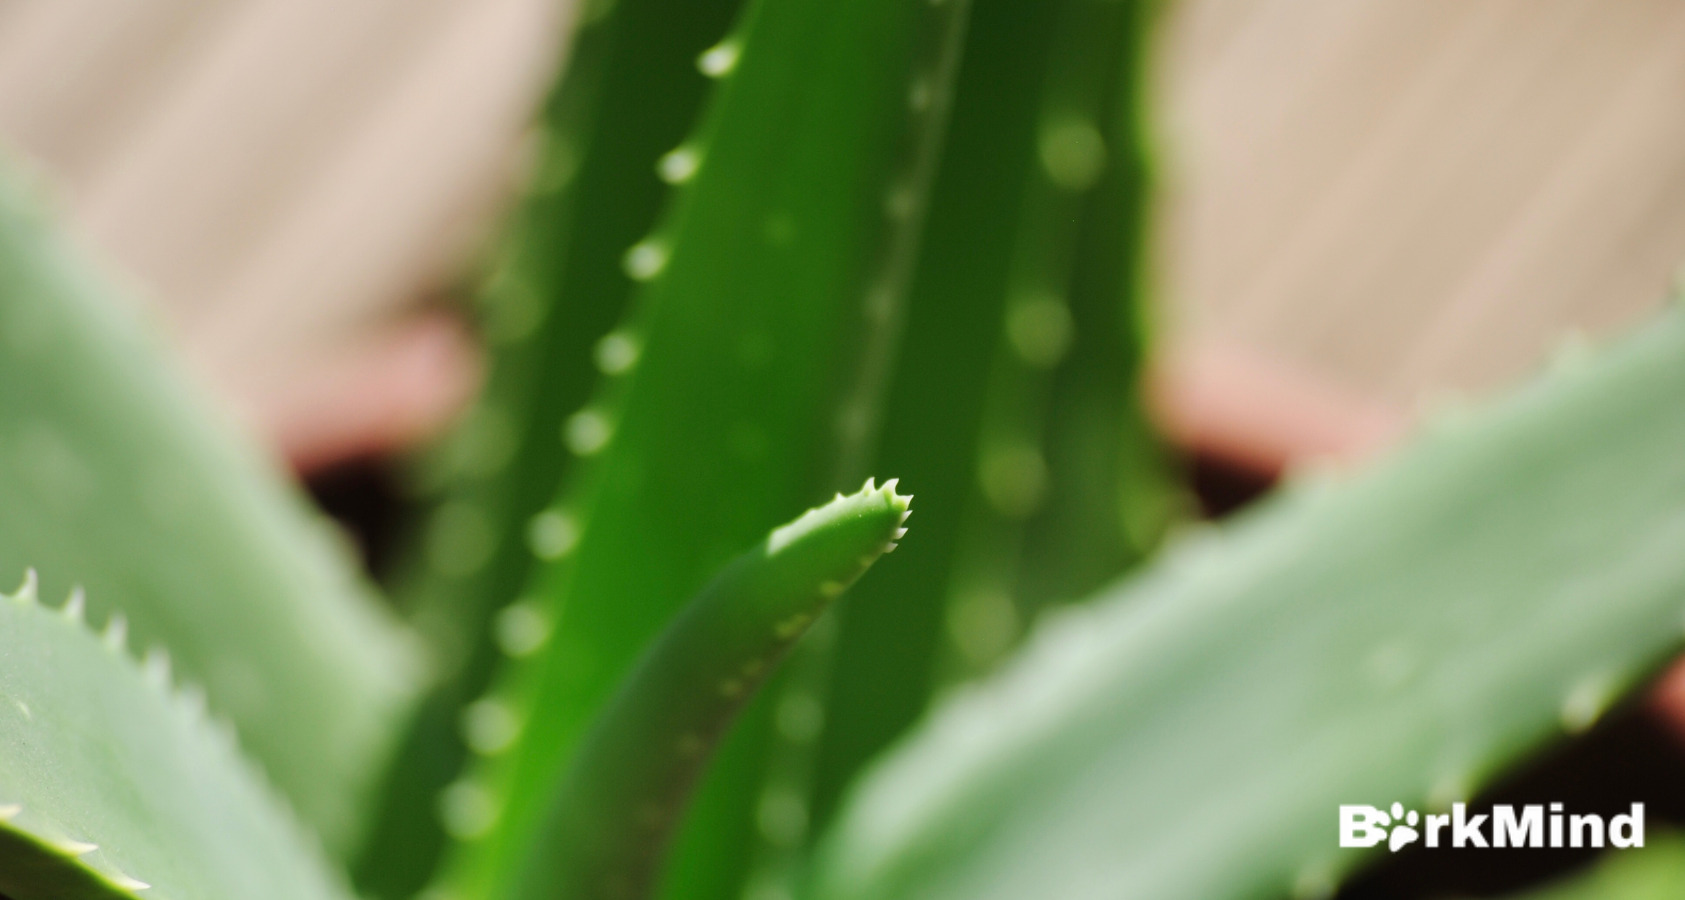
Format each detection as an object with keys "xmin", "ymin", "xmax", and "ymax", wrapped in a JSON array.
[
  {"xmin": 657, "ymin": 146, "xmax": 702, "ymax": 184},
  {"xmin": 697, "ymin": 39, "xmax": 741, "ymax": 77},
  {"xmin": 1006, "ymin": 293, "xmax": 1073, "ymax": 367},
  {"xmin": 495, "ymin": 600, "xmax": 552, "ymax": 658},
  {"xmin": 563, "ymin": 409, "xmax": 613, "ymax": 456},
  {"xmin": 438, "ymin": 780, "xmax": 498, "ymax": 839},
  {"xmin": 526, "ymin": 509, "xmax": 580, "ymax": 560},
  {"xmin": 1038, "ymin": 118, "xmax": 1106, "ymax": 190},
  {"xmin": 461, "ymin": 698, "xmax": 521, "ymax": 756},
  {"xmin": 622, "ymin": 240, "xmax": 670, "ymax": 281},
  {"xmin": 593, "ymin": 330, "xmax": 642, "ymax": 375}
]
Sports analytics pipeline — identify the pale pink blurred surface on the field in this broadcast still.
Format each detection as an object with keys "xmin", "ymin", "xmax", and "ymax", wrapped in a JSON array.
[
  {"xmin": 8, "ymin": 0, "xmax": 1685, "ymax": 470},
  {"xmin": 0, "ymin": 0, "xmax": 568, "ymax": 466}
]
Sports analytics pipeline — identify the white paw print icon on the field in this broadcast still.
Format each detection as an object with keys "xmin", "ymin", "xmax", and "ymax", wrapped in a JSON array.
[{"xmin": 1388, "ymin": 802, "xmax": 1420, "ymax": 852}]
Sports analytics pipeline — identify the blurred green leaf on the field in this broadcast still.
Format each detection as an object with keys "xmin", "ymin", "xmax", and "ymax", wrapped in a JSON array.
[
  {"xmin": 806, "ymin": 0, "xmax": 1171, "ymax": 840},
  {"xmin": 0, "ymin": 160, "xmax": 421, "ymax": 857},
  {"xmin": 0, "ymin": 574, "xmax": 359, "ymax": 900},
  {"xmin": 357, "ymin": 0, "xmax": 742, "ymax": 892},
  {"xmin": 810, "ymin": 307, "xmax": 1685, "ymax": 900},
  {"xmin": 516, "ymin": 481, "xmax": 910, "ymax": 900}
]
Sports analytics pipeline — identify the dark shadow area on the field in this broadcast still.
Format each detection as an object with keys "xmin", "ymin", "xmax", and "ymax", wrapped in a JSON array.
[
  {"xmin": 305, "ymin": 456, "xmax": 411, "ymax": 584},
  {"xmin": 1189, "ymin": 452, "xmax": 1277, "ymax": 519},
  {"xmin": 1339, "ymin": 703, "xmax": 1685, "ymax": 899}
]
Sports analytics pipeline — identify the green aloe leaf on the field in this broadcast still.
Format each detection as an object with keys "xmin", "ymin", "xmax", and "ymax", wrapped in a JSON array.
[
  {"xmin": 1009, "ymin": 0, "xmax": 1180, "ymax": 620},
  {"xmin": 662, "ymin": 1, "xmax": 971, "ymax": 897},
  {"xmin": 516, "ymin": 481, "xmax": 910, "ymax": 900},
  {"xmin": 404, "ymin": 0, "xmax": 745, "ymax": 687},
  {"xmin": 0, "ymin": 573, "xmax": 358, "ymax": 900},
  {"xmin": 434, "ymin": 0, "xmax": 959, "ymax": 893},
  {"xmin": 0, "ymin": 161, "xmax": 420, "ymax": 856},
  {"xmin": 806, "ymin": 0, "xmax": 1172, "ymax": 840},
  {"xmin": 357, "ymin": 0, "xmax": 742, "ymax": 892},
  {"xmin": 801, "ymin": 0, "xmax": 1068, "ymax": 836},
  {"xmin": 808, "ymin": 306, "xmax": 1685, "ymax": 900}
]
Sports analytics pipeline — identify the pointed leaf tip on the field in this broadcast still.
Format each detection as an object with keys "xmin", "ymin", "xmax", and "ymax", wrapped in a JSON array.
[{"xmin": 514, "ymin": 477, "xmax": 913, "ymax": 900}]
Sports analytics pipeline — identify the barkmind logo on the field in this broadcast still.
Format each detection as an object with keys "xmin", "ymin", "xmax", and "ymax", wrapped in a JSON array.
[{"xmin": 1340, "ymin": 802, "xmax": 1646, "ymax": 852}]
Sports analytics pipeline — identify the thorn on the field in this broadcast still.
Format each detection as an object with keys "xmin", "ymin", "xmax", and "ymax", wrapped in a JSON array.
[
  {"xmin": 109, "ymin": 872, "xmax": 150, "ymax": 891},
  {"xmin": 0, "ymin": 803, "xmax": 19, "ymax": 819},
  {"xmin": 864, "ymin": 477, "xmax": 877, "ymax": 492},
  {"xmin": 1427, "ymin": 773, "xmax": 1469, "ymax": 810},
  {"xmin": 142, "ymin": 648, "xmax": 171, "ymax": 690},
  {"xmin": 1561, "ymin": 676, "xmax": 1611, "ymax": 734},
  {"xmin": 881, "ymin": 478, "xmax": 899, "ymax": 494},
  {"xmin": 12, "ymin": 569, "xmax": 38, "ymax": 605},
  {"xmin": 697, "ymin": 39, "xmax": 741, "ymax": 78},
  {"xmin": 893, "ymin": 528, "xmax": 908, "ymax": 539},
  {"xmin": 102, "ymin": 613, "xmax": 128, "ymax": 653},
  {"xmin": 62, "ymin": 587, "xmax": 85, "ymax": 623},
  {"xmin": 58, "ymin": 838, "xmax": 98, "ymax": 856}
]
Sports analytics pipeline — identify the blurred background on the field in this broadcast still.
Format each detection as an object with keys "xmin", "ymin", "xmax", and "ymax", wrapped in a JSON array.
[
  {"xmin": 10, "ymin": 1, "xmax": 1685, "ymax": 895},
  {"xmin": 7, "ymin": 0, "xmax": 1682, "ymax": 481}
]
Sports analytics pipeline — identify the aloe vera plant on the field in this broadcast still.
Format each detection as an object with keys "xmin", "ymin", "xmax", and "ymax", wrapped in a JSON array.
[
  {"xmin": 5, "ymin": 0, "xmax": 1685, "ymax": 898},
  {"xmin": 807, "ymin": 0, "xmax": 1173, "ymax": 844}
]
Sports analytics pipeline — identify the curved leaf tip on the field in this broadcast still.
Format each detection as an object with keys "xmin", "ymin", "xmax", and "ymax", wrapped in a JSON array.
[
  {"xmin": 507, "ymin": 480, "xmax": 911, "ymax": 900},
  {"xmin": 769, "ymin": 479, "xmax": 913, "ymax": 558}
]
